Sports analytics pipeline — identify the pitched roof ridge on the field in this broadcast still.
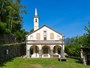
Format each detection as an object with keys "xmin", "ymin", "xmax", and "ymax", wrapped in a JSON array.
[{"xmin": 27, "ymin": 25, "xmax": 63, "ymax": 36}]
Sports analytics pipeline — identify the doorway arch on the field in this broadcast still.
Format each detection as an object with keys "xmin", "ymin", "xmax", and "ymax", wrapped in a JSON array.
[
  {"xmin": 42, "ymin": 46, "xmax": 50, "ymax": 54},
  {"xmin": 42, "ymin": 46, "xmax": 50, "ymax": 58},
  {"xmin": 53, "ymin": 45, "xmax": 61, "ymax": 54},
  {"xmin": 30, "ymin": 45, "xmax": 39, "ymax": 57}
]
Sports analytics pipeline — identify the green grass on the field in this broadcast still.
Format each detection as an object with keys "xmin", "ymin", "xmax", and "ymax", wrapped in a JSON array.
[{"xmin": 1, "ymin": 57, "xmax": 90, "ymax": 68}]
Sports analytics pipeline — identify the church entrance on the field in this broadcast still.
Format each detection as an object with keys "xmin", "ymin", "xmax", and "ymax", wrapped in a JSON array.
[{"xmin": 42, "ymin": 46, "xmax": 50, "ymax": 58}]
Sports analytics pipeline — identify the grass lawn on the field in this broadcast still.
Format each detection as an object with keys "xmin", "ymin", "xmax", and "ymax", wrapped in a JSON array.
[{"xmin": 1, "ymin": 57, "xmax": 90, "ymax": 68}]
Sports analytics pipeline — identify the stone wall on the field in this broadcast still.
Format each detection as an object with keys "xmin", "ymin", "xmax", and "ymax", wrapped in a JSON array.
[
  {"xmin": 81, "ymin": 48, "xmax": 90, "ymax": 65},
  {"xmin": 0, "ymin": 43, "xmax": 26, "ymax": 64},
  {"xmin": 0, "ymin": 34, "xmax": 16, "ymax": 44}
]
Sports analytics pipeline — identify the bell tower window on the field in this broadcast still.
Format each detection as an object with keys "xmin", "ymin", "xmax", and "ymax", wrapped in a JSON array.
[{"xmin": 35, "ymin": 19, "xmax": 37, "ymax": 22}]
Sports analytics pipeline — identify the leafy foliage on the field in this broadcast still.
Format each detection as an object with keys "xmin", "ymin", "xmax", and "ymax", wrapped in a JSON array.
[
  {"xmin": 78, "ymin": 22, "xmax": 90, "ymax": 47},
  {"xmin": 65, "ymin": 22, "xmax": 90, "ymax": 57},
  {"xmin": 0, "ymin": 0, "xmax": 27, "ymax": 42},
  {"xmin": 0, "ymin": 22, "xmax": 10, "ymax": 34},
  {"xmin": 65, "ymin": 37, "xmax": 80, "ymax": 57},
  {"xmin": 84, "ymin": 22, "xmax": 90, "ymax": 47}
]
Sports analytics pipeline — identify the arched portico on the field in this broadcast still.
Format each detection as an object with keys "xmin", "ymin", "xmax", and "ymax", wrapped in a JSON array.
[
  {"xmin": 53, "ymin": 45, "xmax": 61, "ymax": 57},
  {"xmin": 30, "ymin": 45, "xmax": 39, "ymax": 58},
  {"xmin": 53, "ymin": 45, "xmax": 61, "ymax": 54},
  {"xmin": 42, "ymin": 45, "xmax": 50, "ymax": 58},
  {"xmin": 42, "ymin": 46, "xmax": 50, "ymax": 54},
  {"xmin": 30, "ymin": 46, "xmax": 39, "ymax": 54},
  {"xmin": 26, "ymin": 40, "xmax": 65, "ymax": 58}
]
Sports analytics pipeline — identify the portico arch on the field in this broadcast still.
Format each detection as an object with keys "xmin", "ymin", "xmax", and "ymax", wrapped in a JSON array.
[
  {"xmin": 30, "ymin": 45, "xmax": 39, "ymax": 57},
  {"xmin": 42, "ymin": 46, "xmax": 50, "ymax": 54},
  {"xmin": 42, "ymin": 45, "xmax": 51, "ymax": 58},
  {"xmin": 53, "ymin": 45, "xmax": 61, "ymax": 54}
]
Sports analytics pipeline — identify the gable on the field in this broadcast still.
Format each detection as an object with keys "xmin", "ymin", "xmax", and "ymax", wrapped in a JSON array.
[
  {"xmin": 27, "ymin": 25, "xmax": 63, "ymax": 40},
  {"xmin": 27, "ymin": 25, "xmax": 62, "ymax": 36}
]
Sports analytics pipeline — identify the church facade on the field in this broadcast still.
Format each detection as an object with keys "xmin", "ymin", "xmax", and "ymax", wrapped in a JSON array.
[{"xmin": 26, "ymin": 8, "xmax": 65, "ymax": 58}]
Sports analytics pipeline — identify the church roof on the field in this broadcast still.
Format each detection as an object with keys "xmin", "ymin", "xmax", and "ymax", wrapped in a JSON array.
[{"xmin": 27, "ymin": 25, "xmax": 63, "ymax": 36}]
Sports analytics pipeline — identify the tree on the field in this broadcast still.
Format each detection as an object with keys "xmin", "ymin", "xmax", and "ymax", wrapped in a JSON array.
[
  {"xmin": 78, "ymin": 22, "xmax": 90, "ymax": 47},
  {"xmin": 65, "ymin": 37, "xmax": 80, "ymax": 57},
  {"xmin": 65, "ymin": 22, "xmax": 90, "ymax": 57},
  {"xmin": 0, "ymin": 22, "xmax": 10, "ymax": 34},
  {"xmin": 0, "ymin": 0, "xmax": 27, "ymax": 43},
  {"xmin": 84, "ymin": 22, "xmax": 90, "ymax": 47}
]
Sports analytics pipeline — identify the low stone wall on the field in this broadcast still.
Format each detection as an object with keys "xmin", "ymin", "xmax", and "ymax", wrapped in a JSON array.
[
  {"xmin": 0, "ymin": 43, "xmax": 26, "ymax": 64},
  {"xmin": 0, "ymin": 34, "xmax": 16, "ymax": 44}
]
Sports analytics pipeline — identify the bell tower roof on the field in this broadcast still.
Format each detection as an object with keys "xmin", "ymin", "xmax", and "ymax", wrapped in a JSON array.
[
  {"xmin": 35, "ymin": 8, "xmax": 38, "ymax": 16},
  {"xmin": 34, "ymin": 8, "xmax": 38, "ymax": 18},
  {"xmin": 34, "ymin": 8, "xmax": 39, "ymax": 31}
]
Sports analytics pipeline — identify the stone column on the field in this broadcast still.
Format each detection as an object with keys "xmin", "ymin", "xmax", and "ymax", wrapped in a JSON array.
[
  {"xmin": 50, "ymin": 49, "xmax": 53, "ymax": 58},
  {"xmin": 34, "ymin": 45, "xmax": 37, "ymax": 58},
  {"xmin": 27, "ymin": 50, "xmax": 30, "ymax": 58},
  {"xmin": 39, "ymin": 45, "xmax": 42, "ymax": 58},
  {"xmin": 33, "ymin": 45, "xmax": 36, "ymax": 54},
  {"xmin": 26, "ymin": 45, "xmax": 31, "ymax": 58},
  {"xmin": 60, "ymin": 36, "xmax": 65, "ymax": 59},
  {"xmin": 50, "ymin": 45, "xmax": 53, "ymax": 58},
  {"xmin": 39, "ymin": 49, "xmax": 42, "ymax": 58},
  {"xmin": 83, "ymin": 53, "xmax": 87, "ymax": 65},
  {"xmin": 60, "ymin": 45, "xmax": 65, "ymax": 58}
]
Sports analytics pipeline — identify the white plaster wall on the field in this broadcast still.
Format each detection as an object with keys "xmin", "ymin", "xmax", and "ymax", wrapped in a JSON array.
[{"xmin": 27, "ymin": 26, "xmax": 63, "ymax": 40}]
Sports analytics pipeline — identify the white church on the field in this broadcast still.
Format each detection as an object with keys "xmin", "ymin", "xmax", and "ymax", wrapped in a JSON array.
[{"xmin": 26, "ymin": 8, "xmax": 65, "ymax": 59}]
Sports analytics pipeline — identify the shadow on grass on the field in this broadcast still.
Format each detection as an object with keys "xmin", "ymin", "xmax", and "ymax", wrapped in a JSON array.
[
  {"xmin": 70, "ymin": 57, "xmax": 83, "ymax": 64},
  {"xmin": 75, "ymin": 59, "xmax": 82, "ymax": 64},
  {"xmin": 0, "ymin": 57, "xmax": 15, "ymax": 67}
]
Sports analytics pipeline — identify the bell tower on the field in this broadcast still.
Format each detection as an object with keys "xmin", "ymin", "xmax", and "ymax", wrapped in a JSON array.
[{"xmin": 34, "ymin": 8, "xmax": 39, "ymax": 31}]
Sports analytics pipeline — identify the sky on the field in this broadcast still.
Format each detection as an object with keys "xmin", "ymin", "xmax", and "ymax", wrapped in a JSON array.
[{"xmin": 21, "ymin": 0, "xmax": 90, "ymax": 38}]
